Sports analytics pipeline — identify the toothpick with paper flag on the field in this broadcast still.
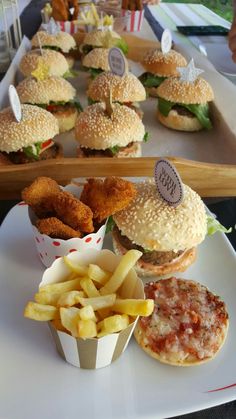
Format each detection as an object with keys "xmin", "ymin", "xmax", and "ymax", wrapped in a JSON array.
[
  {"xmin": 177, "ymin": 58, "xmax": 204, "ymax": 84},
  {"xmin": 41, "ymin": 17, "xmax": 61, "ymax": 35}
]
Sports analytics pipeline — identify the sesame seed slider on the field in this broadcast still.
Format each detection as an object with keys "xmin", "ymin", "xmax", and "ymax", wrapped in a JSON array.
[
  {"xmin": 75, "ymin": 102, "xmax": 145, "ymax": 158},
  {"xmin": 31, "ymin": 30, "xmax": 76, "ymax": 68},
  {"xmin": 19, "ymin": 49, "xmax": 69, "ymax": 78},
  {"xmin": 17, "ymin": 76, "xmax": 82, "ymax": 133},
  {"xmin": 112, "ymin": 180, "xmax": 207, "ymax": 277},
  {"xmin": 0, "ymin": 104, "xmax": 61, "ymax": 164},
  {"xmin": 87, "ymin": 71, "xmax": 146, "ymax": 119},
  {"xmin": 139, "ymin": 49, "xmax": 187, "ymax": 97},
  {"xmin": 80, "ymin": 29, "xmax": 128, "ymax": 56},
  {"xmin": 157, "ymin": 77, "xmax": 214, "ymax": 131}
]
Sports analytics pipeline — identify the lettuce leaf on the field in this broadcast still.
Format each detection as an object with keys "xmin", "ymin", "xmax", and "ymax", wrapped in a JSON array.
[
  {"xmin": 105, "ymin": 216, "xmax": 115, "ymax": 234},
  {"xmin": 143, "ymin": 132, "xmax": 150, "ymax": 142},
  {"xmin": 43, "ymin": 45, "xmax": 61, "ymax": 52},
  {"xmin": 82, "ymin": 45, "xmax": 94, "ymax": 55},
  {"xmin": 139, "ymin": 72, "xmax": 166, "ymax": 88},
  {"xmin": 115, "ymin": 39, "xmax": 128, "ymax": 55},
  {"xmin": 87, "ymin": 97, "xmax": 97, "ymax": 106},
  {"xmin": 109, "ymin": 145, "xmax": 120, "ymax": 155},
  {"xmin": 23, "ymin": 142, "xmax": 42, "ymax": 160},
  {"xmin": 207, "ymin": 215, "xmax": 232, "ymax": 236},
  {"xmin": 89, "ymin": 67, "xmax": 104, "ymax": 79},
  {"xmin": 63, "ymin": 68, "xmax": 78, "ymax": 78},
  {"xmin": 158, "ymin": 98, "xmax": 212, "ymax": 130}
]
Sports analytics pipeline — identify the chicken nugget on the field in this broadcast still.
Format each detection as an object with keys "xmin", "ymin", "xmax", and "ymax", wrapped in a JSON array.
[
  {"xmin": 36, "ymin": 217, "xmax": 82, "ymax": 239},
  {"xmin": 52, "ymin": 191, "xmax": 94, "ymax": 233},
  {"xmin": 80, "ymin": 177, "xmax": 137, "ymax": 223},
  {"xmin": 51, "ymin": 0, "xmax": 69, "ymax": 21},
  {"xmin": 22, "ymin": 177, "xmax": 60, "ymax": 218}
]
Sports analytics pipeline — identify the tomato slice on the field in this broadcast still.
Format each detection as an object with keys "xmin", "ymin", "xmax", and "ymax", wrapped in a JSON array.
[{"xmin": 41, "ymin": 139, "xmax": 53, "ymax": 150}]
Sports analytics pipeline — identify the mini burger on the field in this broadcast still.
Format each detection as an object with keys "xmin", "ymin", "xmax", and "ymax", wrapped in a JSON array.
[
  {"xmin": 19, "ymin": 49, "xmax": 69, "ymax": 78},
  {"xmin": 112, "ymin": 180, "xmax": 207, "ymax": 277},
  {"xmin": 31, "ymin": 30, "xmax": 76, "ymax": 69},
  {"xmin": 139, "ymin": 49, "xmax": 187, "ymax": 97},
  {"xmin": 87, "ymin": 71, "xmax": 146, "ymax": 118},
  {"xmin": 80, "ymin": 29, "xmax": 128, "ymax": 56},
  {"xmin": 17, "ymin": 76, "xmax": 82, "ymax": 133},
  {"xmin": 157, "ymin": 76, "xmax": 214, "ymax": 131},
  {"xmin": 75, "ymin": 102, "xmax": 145, "ymax": 157},
  {"xmin": 0, "ymin": 104, "xmax": 60, "ymax": 164},
  {"xmin": 82, "ymin": 48, "xmax": 111, "ymax": 81}
]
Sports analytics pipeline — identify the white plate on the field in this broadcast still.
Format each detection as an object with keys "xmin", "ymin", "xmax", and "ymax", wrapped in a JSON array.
[{"xmin": 0, "ymin": 203, "xmax": 236, "ymax": 419}]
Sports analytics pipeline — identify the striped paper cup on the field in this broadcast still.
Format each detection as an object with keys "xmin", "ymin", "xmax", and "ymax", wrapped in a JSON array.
[
  {"xmin": 121, "ymin": 9, "xmax": 144, "ymax": 32},
  {"xmin": 40, "ymin": 249, "xmax": 144, "ymax": 369}
]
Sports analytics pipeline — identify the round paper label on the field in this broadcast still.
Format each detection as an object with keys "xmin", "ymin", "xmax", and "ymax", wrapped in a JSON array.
[
  {"xmin": 8, "ymin": 85, "xmax": 22, "ymax": 122},
  {"xmin": 161, "ymin": 29, "xmax": 172, "ymax": 54},
  {"xmin": 154, "ymin": 159, "xmax": 184, "ymax": 207},
  {"xmin": 108, "ymin": 47, "xmax": 126, "ymax": 77}
]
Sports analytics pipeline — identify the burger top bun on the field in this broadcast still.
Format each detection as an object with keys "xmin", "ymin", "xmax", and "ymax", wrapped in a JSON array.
[
  {"xmin": 17, "ymin": 76, "xmax": 76, "ymax": 105},
  {"xmin": 113, "ymin": 180, "xmax": 207, "ymax": 252},
  {"xmin": 0, "ymin": 105, "xmax": 59, "ymax": 152},
  {"xmin": 87, "ymin": 71, "xmax": 146, "ymax": 103},
  {"xmin": 142, "ymin": 49, "xmax": 187, "ymax": 77},
  {"xmin": 83, "ymin": 48, "xmax": 111, "ymax": 71},
  {"xmin": 19, "ymin": 49, "xmax": 69, "ymax": 78},
  {"xmin": 75, "ymin": 103, "xmax": 145, "ymax": 149},
  {"xmin": 83, "ymin": 29, "xmax": 121, "ymax": 47},
  {"xmin": 157, "ymin": 76, "xmax": 214, "ymax": 104},
  {"xmin": 31, "ymin": 30, "xmax": 76, "ymax": 53}
]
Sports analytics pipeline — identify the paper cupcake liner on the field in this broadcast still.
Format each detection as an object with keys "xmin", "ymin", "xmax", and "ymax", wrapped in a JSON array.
[
  {"xmin": 40, "ymin": 249, "xmax": 144, "ymax": 369},
  {"xmin": 28, "ymin": 207, "xmax": 106, "ymax": 268},
  {"xmin": 121, "ymin": 9, "xmax": 144, "ymax": 32}
]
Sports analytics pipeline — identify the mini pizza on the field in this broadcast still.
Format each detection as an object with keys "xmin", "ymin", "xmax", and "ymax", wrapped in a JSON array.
[{"xmin": 134, "ymin": 277, "xmax": 229, "ymax": 366}]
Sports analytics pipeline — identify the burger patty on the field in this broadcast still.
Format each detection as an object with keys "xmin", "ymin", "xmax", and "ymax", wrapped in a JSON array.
[
  {"xmin": 3, "ymin": 143, "xmax": 60, "ymax": 164},
  {"xmin": 172, "ymin": 105, "xmax": 195, "ymax": 118},
  {"xmin": 80, "ymin": 142, "xmax": 134, "ymax": 157},
  {"xmin": 114, "ymin": 225, "xmax": 184, "ymax": 265}
]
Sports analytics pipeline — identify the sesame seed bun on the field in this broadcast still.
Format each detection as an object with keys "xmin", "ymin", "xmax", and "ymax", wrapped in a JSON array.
[
  {"xmin": 17, "ymin": 76, "xmax": 76, "ymax": 105},
  {"xmin": 83, "ymin": 29, "xmax": 121, "ymax": 48},
  {"xmin": 82, "ymin": 48, "xmax": 111, "ymax": 71},
  {"xmin": 157, "ymin": 108, "xmax": 203, "ymax": 131},
  {"xmin": 31, "ymin": 30, "xmax": 76, "ymax": 53},
  {"xmin": 142, "ymin": 49, "xmax": 187, "ymax": 77},
  {"xmin": 0, "ymin": 105, "xmax": 59, "ymax": 153},
  {"xmin": 157, "ymin": 77, "xmax": 214, "ymax": 105},
  {"xmin": 87, "ymin": 71, "xmax": 146, "ymax": 103},
  {"xmin": 113, "ymin": 180, "xmax": 207, "ymax": 252},
  {"xmin": 112, "ymin": 231, "xmax": 197, "ymax": 277},
  {"xmin": 19, "ymin": 49, "xmax": 69, "ymax": 77},
  {"xmin": 75, "ymin": 102, "xmax": 145, "ymax": 150}
]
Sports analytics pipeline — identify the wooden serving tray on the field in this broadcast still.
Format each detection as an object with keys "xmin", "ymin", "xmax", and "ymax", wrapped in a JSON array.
[{"xmin": 1, "ymin": 156, "xmax": 236, "ymax": 200}]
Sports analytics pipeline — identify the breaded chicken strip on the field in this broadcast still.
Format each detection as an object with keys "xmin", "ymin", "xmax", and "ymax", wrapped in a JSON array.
[
  {"xmin": 22, "ymin": 177, "xmax": 60, "ymax": 218},
  {"xmin": 80, "ymin": 177, "xmax": 137, "ymax": 223},
  {"xmin": 52, "ymin": 191, "xmax": 94, "ymax": 233},
  {"xmin": 36, "ymin": 217, "xmax": 82, "ymax": 239},
  {"xmin": 51, "ymin": 0, "xmax": 69, "ymax": 21}
]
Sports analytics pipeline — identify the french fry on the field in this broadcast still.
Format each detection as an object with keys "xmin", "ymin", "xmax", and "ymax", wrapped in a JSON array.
[
  {"xmin": 80, "ymin": 278, "xmax": 100, "ymax": 298},
  {"xmin": 24, "ymin": 302, "xmax": 58, "ymax": 321},
  {"xmin": 113, "ymin": 299, "xmax": 154, "ymax": 316},
  {"xmin": 64, "ymin": 256, "xmax": 88, "ymax": 276},
  {"xmin": 35, "ymin": 291, "xmax": 61, "ymax": 306},
  {"xmin": 100, "ymin": 250, "xmax": 142, "ymax": 295},
  {"xmin": 60, "ymin": 307, "xmax": 80, "ymax": 337},
  {"xmin": 78, "ymin": 319, "xmax": 97, "ymax": 339},
  {"xmin": 98, "ymin": 314, "xmax": 129, "ymax": 336},
  {"xmin": 79, "ymin": 305, "xmax": 96, "ymax": 321},
  {"xmin": 78, "ymin": 294, "xmax": 116, "ymax": 310},
  {"xmin": 57, "ymin": 290, "xmax": 85, "ymax": 308},
  {"xmin": 88, "ymin": 264, "xmax": 111, "ymax": 285},
  {"xmin": 40, "ymin": 278, "xmax": 82, "ymax": 294}
]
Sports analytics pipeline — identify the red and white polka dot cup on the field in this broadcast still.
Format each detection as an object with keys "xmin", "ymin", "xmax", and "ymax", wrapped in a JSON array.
[{"xmin": 28, "ymin": 207, "xmax": 107, "ymax": 267}]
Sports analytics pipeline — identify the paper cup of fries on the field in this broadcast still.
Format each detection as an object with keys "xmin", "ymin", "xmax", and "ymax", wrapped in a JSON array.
[
  {"xmin": 28, "ymin": 207, "xmax": 107, "ymax": 268},
  {"xmin": 121, "ymin": 9, "xmax": 144, "ymax": 32},
  {"xmin": 24, "ymin": 249, "xmax": 154, "ymax": 369}
]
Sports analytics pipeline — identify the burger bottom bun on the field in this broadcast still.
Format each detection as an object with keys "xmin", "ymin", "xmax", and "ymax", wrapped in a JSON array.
[
  {"xmin": 134, "ymin": 321, "xmax": 229, "ymax": 366},
  {"xmin": 146, "ymin": 86, "xmax": 159, "ymax": 98},
  {"xmin": 157, "ymin": 109, "xmax": 203, "ymax": 132},
  {"xmin": 77, "ymin": 142, "xmax": 142, "ymax": 158},
  {"xmin": 51, "ymin": 107, "xmax": 78, "ymax": 133},
  {"xmin": 112, "ymin": 232, "xmax": 197, "ymax": 277}
]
